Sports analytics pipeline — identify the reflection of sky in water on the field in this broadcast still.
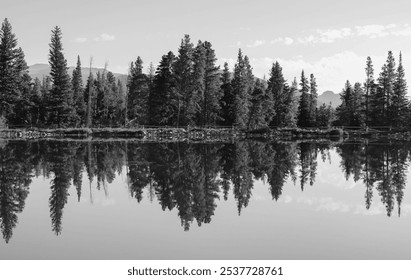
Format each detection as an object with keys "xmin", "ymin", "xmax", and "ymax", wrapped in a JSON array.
[{"xmin": 1, "ymin": 145, "xmax": 411, "ymax": 260}]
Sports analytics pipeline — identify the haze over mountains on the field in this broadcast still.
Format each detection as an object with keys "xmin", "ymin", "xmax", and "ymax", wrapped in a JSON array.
[{"xmin": 28, "ymin": 64, "xmax": 341, "ymax": 108}]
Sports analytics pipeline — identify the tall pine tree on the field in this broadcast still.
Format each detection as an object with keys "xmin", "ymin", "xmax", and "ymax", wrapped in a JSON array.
[
  {"xmin": 392, "ymin": 52, "xmax": 408, "ymax": 127},
  {"xmin": 127, "ymin": 57, "xmax": 149, "ymax": 126},
  {"xmin": 48, "ymin": 26, "xmax": 73, "ymax": 127},
  {"xmin": 0, "ymin": 18, "xmax": 29, "ymax": 126},
  {"xmin": 72, "ymin": 55, "xmax": 85, "ymax": 126},
  {"xmin": 297, "ymin": 70, "xmax": 310, "ymax": 127}
]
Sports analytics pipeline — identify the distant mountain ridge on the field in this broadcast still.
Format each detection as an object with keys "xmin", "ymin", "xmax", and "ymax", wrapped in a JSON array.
[
  {"xmin": 317, "ymin": 90, "xmax": 341, "ymax": 108},
  {"xmin": 28, "ymin": 63, "xmax": 127, "ymax": 84}
]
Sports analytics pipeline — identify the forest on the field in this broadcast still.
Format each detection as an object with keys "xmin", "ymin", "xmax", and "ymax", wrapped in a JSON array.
[{"xmin": 0, "ymin": 18, "xmax": 409, "ymax": 130}]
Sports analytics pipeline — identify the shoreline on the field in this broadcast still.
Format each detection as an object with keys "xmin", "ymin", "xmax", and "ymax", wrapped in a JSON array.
[{"xmin": 1, "ymin": 126, "xmax": 410, "ymax": 142}]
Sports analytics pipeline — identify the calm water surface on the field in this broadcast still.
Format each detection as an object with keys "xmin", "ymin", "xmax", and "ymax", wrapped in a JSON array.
[{"xmin": 1, "ymin": 139, "xmax": 411, "ymax": 259}]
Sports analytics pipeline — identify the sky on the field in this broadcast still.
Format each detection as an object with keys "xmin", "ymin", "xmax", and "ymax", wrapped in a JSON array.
[{"xmin": 2, "ymin": 0, "xmax": 411, "ymax": 93}]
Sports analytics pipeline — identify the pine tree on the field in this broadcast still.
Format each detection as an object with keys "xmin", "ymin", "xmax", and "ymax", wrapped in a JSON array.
[
  {"xmin": 392, "ymin": 52, "xmax": 408, "ymax": 127},
  {"xmin": 283, "ymin": 77, "xmax": 299, "ymax": 127},
  {"xmin": 48, "ymin": 26, "xmax": 73, "ymax": 127},
  {"xmin": 378, "ymin": 51, "xmax": 396, "ymax": 125},
  {"xmin": 72, "ymin": 55, "xmax": 85, "ymax": 126},
  {"xmin": 189, "ymin": 41, "xmax": 206, "ymax": 125},
  {"xmin": 248, "ymin": 79, "xmax": 268, "ymax": 129},
  {"xmin": 127, "ymin": 57, "xmax": 149, "ymax": 125},
  {"xmin": 149, "ymin": 51, "xmax": 177, "ymax": 125},
  {"xmin": 219, "ymin": 62, "xmax": 234, "ymax": 125},
  {"xmin": 364, "ymin": 56, "xmax": 376, "ymax": 126},
  {"xmin": 297, "ymin": 70, "xmax": 310, "ymax": 127},
  {"xmin": 231, "ymin": 49, "xmax": 252, "ymax": 128},
  {"xmin": 201, "ymin": 41, "xmax": 221, "ymax": 126},
  {"xmin": 267, "ymin": 62, "xmax": 287, "ymax": 127},
  {"xmin": 0, "ymin": 18, "xmax": 29, "ymax": 125},
  {"xmin": 309, "ymin": 73, "xmax": 318, "ymax": 126},
  {"xmin": 173, "ymin": 35, "xmax": 194, "ymax": 126},
  {"xmin": 336, "ymin": 80, "xmax": 357, "ymax": 126},
  {"xmin": 352, "ymin": 82, "xmax": 365, "ymax": 126},
  {"xmin": 84, "ymin": 73, "xmax": 95, "ymax": 128}
]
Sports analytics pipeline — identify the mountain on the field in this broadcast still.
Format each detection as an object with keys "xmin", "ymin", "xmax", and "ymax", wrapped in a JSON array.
[
  {"xmin": 28, "ymin": 63, "xmax": 128, "ymax": 84},
  {"xmin": 317, "ymin": 90, "xmax": 341, "ymax": 108}
]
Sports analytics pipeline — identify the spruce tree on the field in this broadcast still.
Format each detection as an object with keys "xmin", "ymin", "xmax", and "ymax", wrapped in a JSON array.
[
  {"xmin": 173, "ymin": 35, "xmax": 194, "ymax": 126},
  {"xmin": 297, "ymin": 70, "xmax": 310, "ymax": 127},
  {"xmin": 231, "ymin": 49, "xmax": 252, "ymax": 128},
  {"xmin": 352, "ymin": 82, "xmax": 365, "ymax": 126},
  {"xmin": 0, "ymin": 18, "xmax": 29, "ymax": 125},
  {"xmin": 248, "ymin": 79, "xmax": 268, "ymax": 129},
  {"xmin": 364, "ymin": 56, "xmax": 376, "ymax": 126},
  {"xmin": 378, "ymin": 51, "xmax": 396, "ymax": 125},
  {"xmin": 84, "ymin": 73, "xmax": 95, "ymax": 128},
  {"xmin": 283, "ymin": 77, "xmax": 299, "ymax": 127},
  {"xmin": 72, "ymin": 55, "xmax": 85, "ymax": 126},
  {"xmin": 48, "ymin": 26, "xmax": 73, "ymax": 127},
  {"xmin": 267, "ymin": 62, "xmax": 286, "ymax": 127},
  {"xmin": 309, "ymin": 73, "xmax": 318, "ymax": 126},
  {"xmin": 149, "ymin": 51, "xmax": 177, "ymax": 125},
  {"xmin": 392, "ymin": 52, "xmax": 408, "ymax": 127},
  {"xmin": 202, "ymin": 41, "xmax": 221, "ymax": 126},
  {"xmin": 127, "ymin": 57, "xmax": 149, "ymax": 125},
  {"xmin": 219, "ymin": 62, "xmax": 234, "ymax": 125}
]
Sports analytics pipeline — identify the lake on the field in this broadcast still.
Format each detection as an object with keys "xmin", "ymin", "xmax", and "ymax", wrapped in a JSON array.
[{"xmin": 1, "ymin": 139, "xmax": 411, "ymax": 259}]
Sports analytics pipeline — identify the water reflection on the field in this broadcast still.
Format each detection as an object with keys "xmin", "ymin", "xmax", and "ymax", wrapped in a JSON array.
[{"xmin": 0, "ymin": 139, "xmax": 409, "ymax": 243}]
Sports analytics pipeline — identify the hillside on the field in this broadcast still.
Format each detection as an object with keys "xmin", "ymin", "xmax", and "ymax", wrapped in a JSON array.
[{"xmin": 28, "ymin": 64, "xmax": 127, "ymax": 84}]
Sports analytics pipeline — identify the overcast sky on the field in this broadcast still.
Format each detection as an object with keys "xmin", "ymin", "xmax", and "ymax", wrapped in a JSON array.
[{"xmin": 2, "ymin": 0, "xmax": 411, "ymax": 93}]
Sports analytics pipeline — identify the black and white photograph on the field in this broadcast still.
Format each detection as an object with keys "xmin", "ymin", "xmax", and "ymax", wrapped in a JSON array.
[{"xmin": 1, "ymin": 0, "xmax": 411, "ymax": 278}]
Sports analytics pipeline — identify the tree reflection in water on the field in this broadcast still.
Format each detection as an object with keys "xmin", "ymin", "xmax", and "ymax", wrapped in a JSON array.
[{"xmin": 0, "ymin": 139, "xmax": 409, "ymax": 242}]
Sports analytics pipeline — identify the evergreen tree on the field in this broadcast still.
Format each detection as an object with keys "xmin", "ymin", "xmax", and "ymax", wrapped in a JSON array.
[
  {"xmin": 173, "ymin": 35, "xmax": 194, "ymax": 126},
  {"xmin": 72, "ymin": 55, "xmax": 85, "ymax": 126},
  {"xmin": 316, "ymin": 103, "xmax": 334, "ymax": 127},
  {"xmin": 0, "ymin": 18, "xmax": 29, "ymax": 125},
  {"xmin": 231, "ymin": 49, "xmax": 252, "ymax": 128},
  {"xmin": 219, "ymin": 62, "xmax": 234, "ymax": 125},
  {"xmin": 352, "ymin": 82, "xmax": 365, "ymax": 126},
  {"xmin": 267, "ymin": 62, "xmax": 286, "ymax": 127},
  {"xmin": 364, "ymin": 56, "xmax": 376, "ymax": 126},
  {"xmin": 309, "ymin": 73, "xmax": 318, "ymax": 126},
  {"xmin": 297, "ymin": 70, "xmax": 310, "ymax": 127},
  {"xmin": 149, "ymin": 51, "xmax": 177, "ymax": 125},
  {"xmin": 189, "ymin": 41, "xmax": 206, "ymax": 125},
  {"xmin": 201, "ymin": 41, "xmax": 221, "ymax": 125},
  {"xmin": 48, "ymin": 26, "xmax": 73, "ymax": 127},
  {"xmin": 283, "ymin": 77, "xmax": 299, "ymax": 127},
  {"xmin": 392, "ymin": 52, "xmax": 408, "ymax": 127},
  {"xmin": 127, "ymin": 57, "xmax": 149, "ymax": 125},
  {"xmin": 336, "ymin": 80, "xmax": 363, "ymax": 126},
  {"xmin": 30, "ymin": 77, "xmax": 42, "ymax": 126},
  {"xmin": 84, "ymin": 73, "xmax": 95, "ymax": 128},
  {"xmin": 377, "ymin": 51, "xmax": 396, "ymax": 125},
  {"xmin": 248, "ymin": 79, "xmax": 269, "ymax": 129}
]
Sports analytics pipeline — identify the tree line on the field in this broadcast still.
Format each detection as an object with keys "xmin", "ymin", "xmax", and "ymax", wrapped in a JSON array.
[{"xmin": 0, "ymin": 18, "xmax": 408, "ymax": 129}]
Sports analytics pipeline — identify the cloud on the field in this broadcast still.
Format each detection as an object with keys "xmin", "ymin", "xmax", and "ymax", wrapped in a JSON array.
[
  {"xmin": 392, "ymin": 24, "xmax": 411, "ymax": 37},
  {"xmin": 271, "ymin": 37, "xmax": 294, "ymax": 45},
  {"xmin": 247, "ymin": 39, "xmax": 266, "ymax": 48},
  {"xmin": 94, "ymin": 33, "xmax": 116, "ymax": 42},
  {"xmin": 355, "ymin": 24, "xmax": 395, "ymax": 38},
  {"xmin": 74, "ymin": 37, "xmax": 87, "ymax": 43},
  {"xmin": 297, "ymin": 27, "xmax": 353, "ymax": 44}
]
